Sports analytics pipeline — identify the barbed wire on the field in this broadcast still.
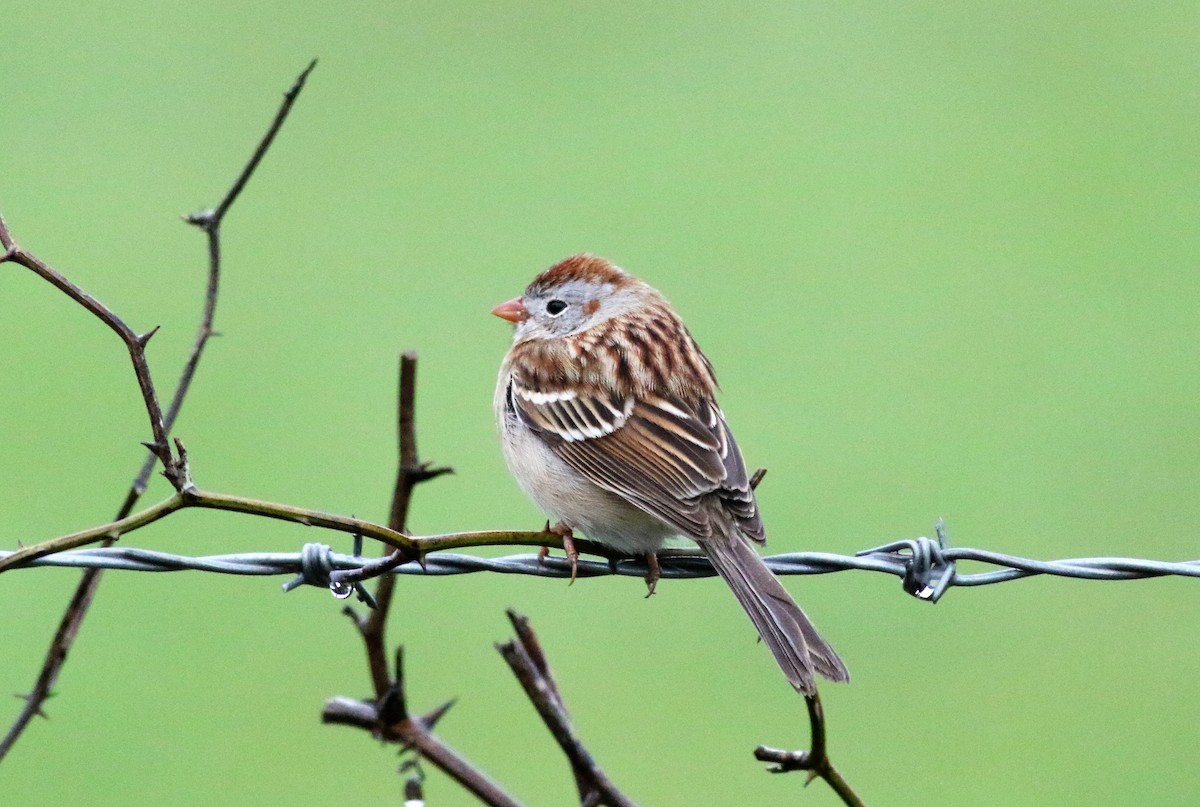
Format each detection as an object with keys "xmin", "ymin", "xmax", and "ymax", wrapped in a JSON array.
[{"xmin": 6, "ymin": 523, "xmax": 1197, "ymax": 604}]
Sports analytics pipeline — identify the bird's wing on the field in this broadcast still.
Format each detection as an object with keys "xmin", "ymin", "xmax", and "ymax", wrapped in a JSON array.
[{"xmin": 506, "ymin": 378, "xmax": 763, "ymax": 542}]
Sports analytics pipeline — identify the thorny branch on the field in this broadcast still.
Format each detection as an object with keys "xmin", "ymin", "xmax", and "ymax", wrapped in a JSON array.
[
  {"xmin": 0, "ymin": 59, "xmax": 316, "ymax": 762},
  {"xmin": 324, "ymin": 354, "xmax": 646, "ymax": 805},
  {"xmin": 323, "ymin": 650, "xmax": 521, "ymax": 807},
  {"xmin": 343, "ymin": 352, "xmax": 452, "ymax": 697},
  {"xmin": 327, "ymin": 351, "xmax": 519, "ymax": 805}
]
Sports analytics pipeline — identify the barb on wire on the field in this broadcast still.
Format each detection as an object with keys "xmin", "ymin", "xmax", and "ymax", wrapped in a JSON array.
[
  {"xmin": 8, "ymin": 534, "xmax": 1198, "ymax": 603},
  {"xmin": 281, "ymin": 541, "xmax": 376, "ymax": 608}
]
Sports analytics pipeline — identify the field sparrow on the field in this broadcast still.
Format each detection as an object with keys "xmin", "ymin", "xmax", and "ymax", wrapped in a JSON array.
[{"xmin": 492, "ymin": 254, "xmax": 848, "ymax": 694}]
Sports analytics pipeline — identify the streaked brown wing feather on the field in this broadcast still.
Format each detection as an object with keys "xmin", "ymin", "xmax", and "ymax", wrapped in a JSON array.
[
  {"xmin": 510, "ymin": 380, "xmax": 763, "ymax": 542},
  {"xmin": 558, "ymin": 429, "xmax": 711, "ymax": 536},
  {"xmin": 714, "ymin": 415, "xmax": 764, "ymax": 542}
]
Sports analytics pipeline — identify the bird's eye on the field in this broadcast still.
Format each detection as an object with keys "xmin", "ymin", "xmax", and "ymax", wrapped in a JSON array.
[{"xmin": 545, "ymin": 299, "xmax": 568, "ymax": 316}]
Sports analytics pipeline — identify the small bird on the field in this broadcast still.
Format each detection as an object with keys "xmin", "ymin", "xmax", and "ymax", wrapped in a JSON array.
[{"xmin": 492, "ymin": 254, "xmax": 848, "ymax": 694}]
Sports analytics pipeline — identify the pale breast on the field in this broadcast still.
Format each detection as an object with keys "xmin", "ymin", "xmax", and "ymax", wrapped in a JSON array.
[{"xmin": 496, "ymin": 371, "xmax": 676, "ymax": 555}]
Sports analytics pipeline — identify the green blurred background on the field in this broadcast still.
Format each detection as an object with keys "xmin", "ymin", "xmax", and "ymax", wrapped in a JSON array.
[{"xmin": 3, "ymin": 2, "xmax": 1198, "ymax": 804}]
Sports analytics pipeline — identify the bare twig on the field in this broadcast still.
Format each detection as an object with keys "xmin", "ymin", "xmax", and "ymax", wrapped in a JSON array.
[
  {"xmin": 186, "ymin": 59, "xmax": 317, "ymax": 228},
  {"xmin": 389, "ymin": 352, "xmax": 455, "ymax": 535},
  {"xmin": 344, "ymin": 352, "xmax": 453, "ymax": 696},
  {"xmin": 0, "ymin": 60, "xmax": 316, "ymax": 763},
  {"xmin": 755, "ymin": 692, "xmax": 866, "ymax": 806},
  {"xmin": 498, "ymin": 610, "xmax": 639, "ymax": 807}
]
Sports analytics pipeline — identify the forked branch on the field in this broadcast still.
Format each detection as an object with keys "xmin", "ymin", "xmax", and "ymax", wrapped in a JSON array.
[
  {"xmin": 755, "ymin": 692, "xmax": 866, "ymax": 806},
  {"xmin": 322, "ymin": 648, "xmax": 522, "ymax": 807},
  {"xmin": 0, "ymin": 59, "xmax": 317, "ymax": 762}
]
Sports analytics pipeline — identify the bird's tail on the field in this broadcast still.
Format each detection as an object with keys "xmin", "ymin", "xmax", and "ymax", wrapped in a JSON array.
[{"xmin": 701, "ymin": 535, "xmax": 849, "ymax": 694}]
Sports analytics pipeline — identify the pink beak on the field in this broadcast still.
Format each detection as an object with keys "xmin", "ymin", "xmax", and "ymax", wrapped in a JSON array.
[{"xmin": 491, "ymin": 297, "xmax": 529, "ymax": 323}]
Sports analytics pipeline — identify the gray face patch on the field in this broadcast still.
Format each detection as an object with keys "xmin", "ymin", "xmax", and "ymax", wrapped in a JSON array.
[{"xmin": 518, "ymin": 279, "xmax": 614, "ymax": 340}]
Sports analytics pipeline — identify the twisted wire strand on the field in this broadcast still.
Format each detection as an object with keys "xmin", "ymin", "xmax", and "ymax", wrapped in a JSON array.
[{"xmin": 5, "ymin": 534, "xmax": 1198, "ymax": 604}]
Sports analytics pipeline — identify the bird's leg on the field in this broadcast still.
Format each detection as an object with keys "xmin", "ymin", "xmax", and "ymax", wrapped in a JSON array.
[
  {"xmin": 644, "ymin": 552, "xmax": 661, "ymax": 598},
  {"xmin": 539, "ymin": 520, "xmax": 579, "ymax": 584},
  {"xmin": 536, "ymin": 523, "xmax": 551, "ymax": 570}
]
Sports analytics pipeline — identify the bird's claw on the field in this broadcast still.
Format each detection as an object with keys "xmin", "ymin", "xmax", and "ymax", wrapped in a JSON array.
[
  {"xmin": 542, "ymin": 520, "xmax": 579, "ymax": 585},
  {"xmin": 644, "ymin": 552, "xmax": 661, "ymax": 598}
]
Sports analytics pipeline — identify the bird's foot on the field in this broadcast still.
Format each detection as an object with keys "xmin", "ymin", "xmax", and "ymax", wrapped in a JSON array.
[
  {"xmin": 644, "ymin": 551, "xmax": 661, "ymax": 598},
  {"xmin": 539, "ymin": 520, "xmax": 579, "ymax": 584}
]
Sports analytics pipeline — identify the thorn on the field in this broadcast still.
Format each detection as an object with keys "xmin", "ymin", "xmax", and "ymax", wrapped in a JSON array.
[
  {"xmin": 416, "ymin": 552, "xmax": 427, "ymax": 573},
  {"xmin": 182, "ymin": 208, "xmax": 216, "ymax": 227},
  {"xmin": 14, "ymin": 692, "xmax": 51, "ymax": 720},
  {"xmin": 805, "ymin": 770, "xmax": 819, "ymax": 786},
  {"xmin": 134, "ymin": 325, "xmax": 161, "ymax": 348},
  {"xmin": 287, "ymin": 58, "xmax": 319, "ymax": 101},
  {"xmin": 409, "ymin": 462, "xmax": 454, "ymax": 484},
  {"xmin": 140, "ymin": 440, "xmax": 166, "ymax": 454},
  {"xmin": 418, "ymin": 698, "xmax": 456, "ymax": 731}
]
